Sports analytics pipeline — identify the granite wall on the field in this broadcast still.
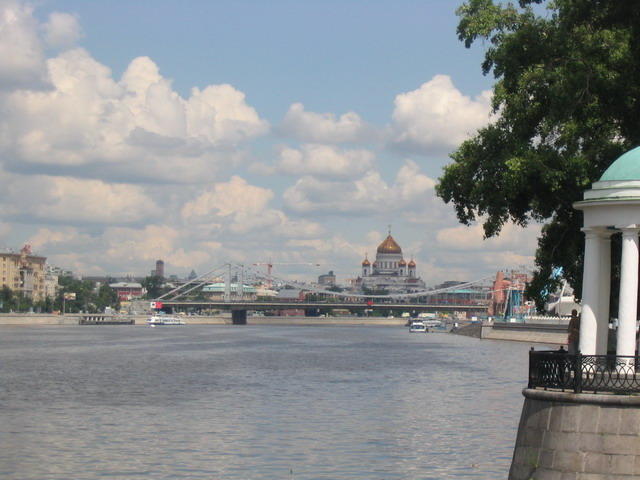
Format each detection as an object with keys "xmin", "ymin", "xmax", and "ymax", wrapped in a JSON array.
[{"xmin": 510, "ymin": 389, "xmax": 640, "ymax": 479}]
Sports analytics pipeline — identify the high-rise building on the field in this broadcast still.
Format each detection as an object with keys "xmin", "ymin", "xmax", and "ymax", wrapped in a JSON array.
[
  {"xmin": 318, "ymin": 271, "xmax": 336, "ymax": 286},
  {"xmin": 155, "ymin": 260, "xmax": 164, "ymax": 278},
  {"xmin": 0, "ymin": 245, "xmax": 47, "ymax": 301}
]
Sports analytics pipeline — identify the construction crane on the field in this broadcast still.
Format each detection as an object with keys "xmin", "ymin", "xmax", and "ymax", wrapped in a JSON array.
[{"xmin": 252, "ymin": 259, "xmax": 322, "ymax": 288}]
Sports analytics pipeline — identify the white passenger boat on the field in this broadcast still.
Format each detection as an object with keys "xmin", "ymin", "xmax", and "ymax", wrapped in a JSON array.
[
  {"xmin": 409, "ymin": 321, "xmax": 428, "ymax": 333},
  {"xmin": 146, "ymin": 315, "xmax": 185, "ymax": 326}
]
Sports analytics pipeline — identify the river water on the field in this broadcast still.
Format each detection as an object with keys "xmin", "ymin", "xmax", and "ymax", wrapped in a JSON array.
[{"xmin": 0, "ymin": 325, "xmax": 536, "ymax": 479}]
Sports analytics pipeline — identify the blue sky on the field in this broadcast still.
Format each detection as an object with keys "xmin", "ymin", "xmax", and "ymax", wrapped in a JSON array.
[{"xmin": 0, "ymin": 0, "xmax": 540, "ymax": 286}]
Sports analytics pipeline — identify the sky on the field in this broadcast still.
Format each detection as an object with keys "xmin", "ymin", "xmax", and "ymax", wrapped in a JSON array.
[{"xmin": 0, "ymin": 0, "xmax": 541, "ymax": 286}]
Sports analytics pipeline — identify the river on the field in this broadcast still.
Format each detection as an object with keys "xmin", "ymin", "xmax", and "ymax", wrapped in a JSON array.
[{"xmin": 0, "ymin": 325, "xmax": 538, "ymax": 479}]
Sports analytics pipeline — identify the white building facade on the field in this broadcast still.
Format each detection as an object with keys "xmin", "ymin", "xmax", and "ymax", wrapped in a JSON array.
[{"xmin": 356, "ymin": 231, "xmax": 425, "ymax": 294}]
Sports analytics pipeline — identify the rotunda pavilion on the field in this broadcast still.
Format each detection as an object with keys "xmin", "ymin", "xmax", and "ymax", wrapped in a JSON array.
[{"xmin": 574, "ymin": 146, "xmax": 640, "ymax": 357}]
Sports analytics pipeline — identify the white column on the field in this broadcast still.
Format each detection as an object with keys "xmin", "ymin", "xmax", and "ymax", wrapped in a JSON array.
[
  {"xmin": 579, "ymin": 228, "xmax": 603, "ymax": 355},
  {"xmin": 596, "ymin": 234, "xmax": 611, "ymax": 355},
  {"xmin": 616, "ymin": 226, "xmax": 639, "ymax": 358}
]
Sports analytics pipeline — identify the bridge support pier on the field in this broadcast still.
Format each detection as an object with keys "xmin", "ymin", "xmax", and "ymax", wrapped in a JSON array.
[{"xmin": 231, "ymin": 309, "xmax": 247, "ymax": 325}]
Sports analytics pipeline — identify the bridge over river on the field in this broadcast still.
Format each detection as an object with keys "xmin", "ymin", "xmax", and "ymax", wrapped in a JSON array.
[
  {"xmin": 156, "ymin": 299, "xmax": 489, "ymax": 324},
  {"xmin": 147, "ymin": 262, "xmax": 495, "ymax": 324}
]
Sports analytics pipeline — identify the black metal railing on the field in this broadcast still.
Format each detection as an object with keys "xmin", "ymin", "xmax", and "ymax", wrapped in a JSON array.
[{"xmin": 528, "ymin": 347, "xmax": 640, "ymax": 394}]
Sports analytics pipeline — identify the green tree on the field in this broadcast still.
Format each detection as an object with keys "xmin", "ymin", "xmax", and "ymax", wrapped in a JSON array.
[
  {"xmin": 95, "ymin": 284, "xmax": 120, "ymax": 312},
  {"xmin": 34, "ymin": 295, "xmax": 54, "ymax": 313},
  {"xmin": 57, "ymin": 276, "xmax": 97, "ymax": 313},
  {"xmin": 141, "ymin": 275, "xmax": 165, "ymax": 299},
  {"xmin": 13, "ymin": 291, "xmax": 32, "ymax": 312},
  {"xmin": 436, "ymin": 0, "xmax": 640, "ymax": 309},
  {"xmin": 0, "ymin": 285, "xmax": 15, "ymax": 312}
]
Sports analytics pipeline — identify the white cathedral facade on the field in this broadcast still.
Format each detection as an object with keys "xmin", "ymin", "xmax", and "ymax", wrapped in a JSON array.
[{"xmin": 356, "ymin": 231, "xmax": 426, "ymax": 294}]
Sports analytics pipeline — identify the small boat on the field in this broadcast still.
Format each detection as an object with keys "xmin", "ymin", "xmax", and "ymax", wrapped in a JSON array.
[
  {"xmin": 146, "ymin": 315, "xmax": 185, "ymax": 326},
  {"xmin": 409, "ymin": 321, "xmax": 428, "ymax": 333}
]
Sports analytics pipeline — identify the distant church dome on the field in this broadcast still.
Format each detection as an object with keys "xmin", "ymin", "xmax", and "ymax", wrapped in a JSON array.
[
  {"xmin": 357, "ymin": 228, "xmax": 425, "ymax": 294},
  {"xmin": 377, "ymin": 234, "xmax": 402, "ymax": 254}
]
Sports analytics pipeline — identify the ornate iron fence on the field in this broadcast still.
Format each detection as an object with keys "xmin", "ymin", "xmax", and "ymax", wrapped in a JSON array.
[{"xmin": 528, "ymin": 347, "xmax": 640, "ymax": 394}]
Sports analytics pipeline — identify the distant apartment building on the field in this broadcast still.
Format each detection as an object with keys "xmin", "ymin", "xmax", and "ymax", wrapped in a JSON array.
[
  {"xmin": 202, "ymin": 283, "xmax": 258, "ymax": 301},
  {"xmin": 47, "ymin": 265, "xmax": 73, "ymax": 278},
  {"xmin": 0, "ymin": 245, "xmax": 47, "ymax": 301},
  {"xmin": 109, "ymin": 282, "xmax": 144, "ymax": 301},
  {"xmin": 152, "ymin": 259, "xmax": 165, "ymax": 278},
  {"xmin": 44, "ymin": 268, "xmax": 59, "ymax": 300},
  {"xmin": 318, "ymin": 271, "xmax": 336, "ymax": 286}
]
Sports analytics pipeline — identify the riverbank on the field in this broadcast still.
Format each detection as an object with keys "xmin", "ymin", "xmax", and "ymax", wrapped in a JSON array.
[
  {"xmin": 456, "ymin": 320, "xmax": 567, "ymax": 345},
  {"xmin": 0, "ymin": 314, "xmax": 568, "ymax": 345},
  {"xmin": 0, "ymin": 313, "xmax": 407, "ymax": 327}
]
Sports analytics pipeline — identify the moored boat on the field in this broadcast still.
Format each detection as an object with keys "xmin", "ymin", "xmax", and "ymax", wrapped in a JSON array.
[
  {"xmin": 146, "ymin": 315, "xmax": 185, "ymax": 326},
  {"xmin": 409, "ymin": 320, "xmax": 428, "ymax": 333}
]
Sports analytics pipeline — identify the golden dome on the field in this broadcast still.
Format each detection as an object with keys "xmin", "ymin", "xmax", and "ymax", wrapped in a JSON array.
[
  {"xmin": 408, "ymin": 258, "xmax": 416, "ymax": 267},
  {"xmin": 399, "ymin": 258, "xmax": 407, "ymax": 266},
  {"xmin": 362, "ymin": 256, "xmax": 370, "ymax": 266},
  {"xmin": 377, "ymin": 234, "xmax": 402, "ymax": 254}
]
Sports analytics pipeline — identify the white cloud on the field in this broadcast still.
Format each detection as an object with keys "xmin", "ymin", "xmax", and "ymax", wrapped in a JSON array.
[
  {"xmin": 391, "ymin": 74, "xmax": 492, "ymax": 152},
  {"xmin": 289, "ymin": 233, "xmax": 374, "ymax": 259},
  {"xmin": 283, "ymin": 159, "xmax": 436, "ymax": 217},
  {"xmin": 390, "ymin": 160, "xmax": 437, "ymax": 203},
  {"xmin": 120, "ymin": 56, "xmax": 187, "ymax": 138},
  {"xmin": 429, "ymin": 221, "xmax": 539, "ymax": 281},
  {"xmin": 182, "ymin": 176, "xmax": 274, "ymax": 220},
  {"xmin": 181, "ymin": 176, "xmax": 330, "ymax": 239},
  {"xmin": 283, "ymin": 170, "xmax": 387, "ymax": 215},
  {"xmin": 27, "ymin": 227, "xmax": 84, "ymax": 250},
  {"xmin": 436, "ymin": 221, "xmax": 541, "ymax": 253},
  {"xmin": 187, "ymin": 84, "xmax": 269, "ymax": 145},
  {"xmin": 29, "ymin": 176, "xmax": 158, "ymax": 224},
  {"xmin": 42, "ymin": 12, "xmax": 82, "ymax": 48},
  {"xmin": 0, "ymin": 1, "xmax": 46, "ymax": 88},
  {"xmin": 275, "ymin": 144, "xmax": 375, "ymax": 179},
  {"xmin": 102, "ymin": 225, "xmax": 208, "ymax": 269},
  {"xmin": 1, "ymin": 50, "xmax": 268, "ymax": 184},
  {"xmin": 279, "ymin": 102, "xmax": 373, "ymax": 143},
  {"xmin": 26, "ymin": 224, "xmax": 214, "ymax": 276}
]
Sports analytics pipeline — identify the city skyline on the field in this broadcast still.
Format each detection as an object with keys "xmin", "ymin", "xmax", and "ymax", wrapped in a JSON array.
[{"xmin": 0, "ymin": 0, "xmax": 541, "ymax": 286}]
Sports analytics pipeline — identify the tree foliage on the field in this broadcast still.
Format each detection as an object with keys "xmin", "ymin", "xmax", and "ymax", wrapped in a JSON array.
[
  {"xmin": 57, "ymin": 276, "xmax": 120, "ymax": 313},
  {"xmin": 141, "ymin": 275, "xmax": 165, "ymax": 299},
  {"xmin": 436, "ymin": 0, "xmax": 640, "ymax": 308},
  {"xmin": 0, "ymin": 277, "xmax": 120, "ymax": 314},
  {"xmin": 0, "ymin": 285, "xmax": 32, "ymax": 312}
]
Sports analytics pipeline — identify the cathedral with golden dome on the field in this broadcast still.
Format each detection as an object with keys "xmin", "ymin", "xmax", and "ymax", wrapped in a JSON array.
[{"xmin": 355, "ymin": 229, "xmax": 426, "ymax": 293}]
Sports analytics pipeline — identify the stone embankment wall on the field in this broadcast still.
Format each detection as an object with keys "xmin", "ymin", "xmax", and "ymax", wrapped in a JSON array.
[
  {"xmin": 484, "ymin": 322, "xmax": 567, "ymax": 345},
  {"xmin": 0, "ymin": 314, "xmax": 406, "ymax": 326},
  {"xmin": 509, "ymin": 389, "xmax": 640, "ymax": 479},
  {"xmin": 455, "ymin": 321, "xmax": 568, "ymax": 345},
  {"xmin": 0, "ymin": 314, "xmax": 80, "ymax": 325},
  {"xmin": 246, "ymin": 316, "xmax": 406, "ymax": 326},
  {"xmin": 454, "ymin": 323, "xmax": 482, "ymax": 338}
]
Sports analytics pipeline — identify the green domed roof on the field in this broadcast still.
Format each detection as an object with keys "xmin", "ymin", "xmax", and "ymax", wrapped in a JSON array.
[{"xmin": 600, "ymin": 147, "xmax": 640, "ymax": 181}]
